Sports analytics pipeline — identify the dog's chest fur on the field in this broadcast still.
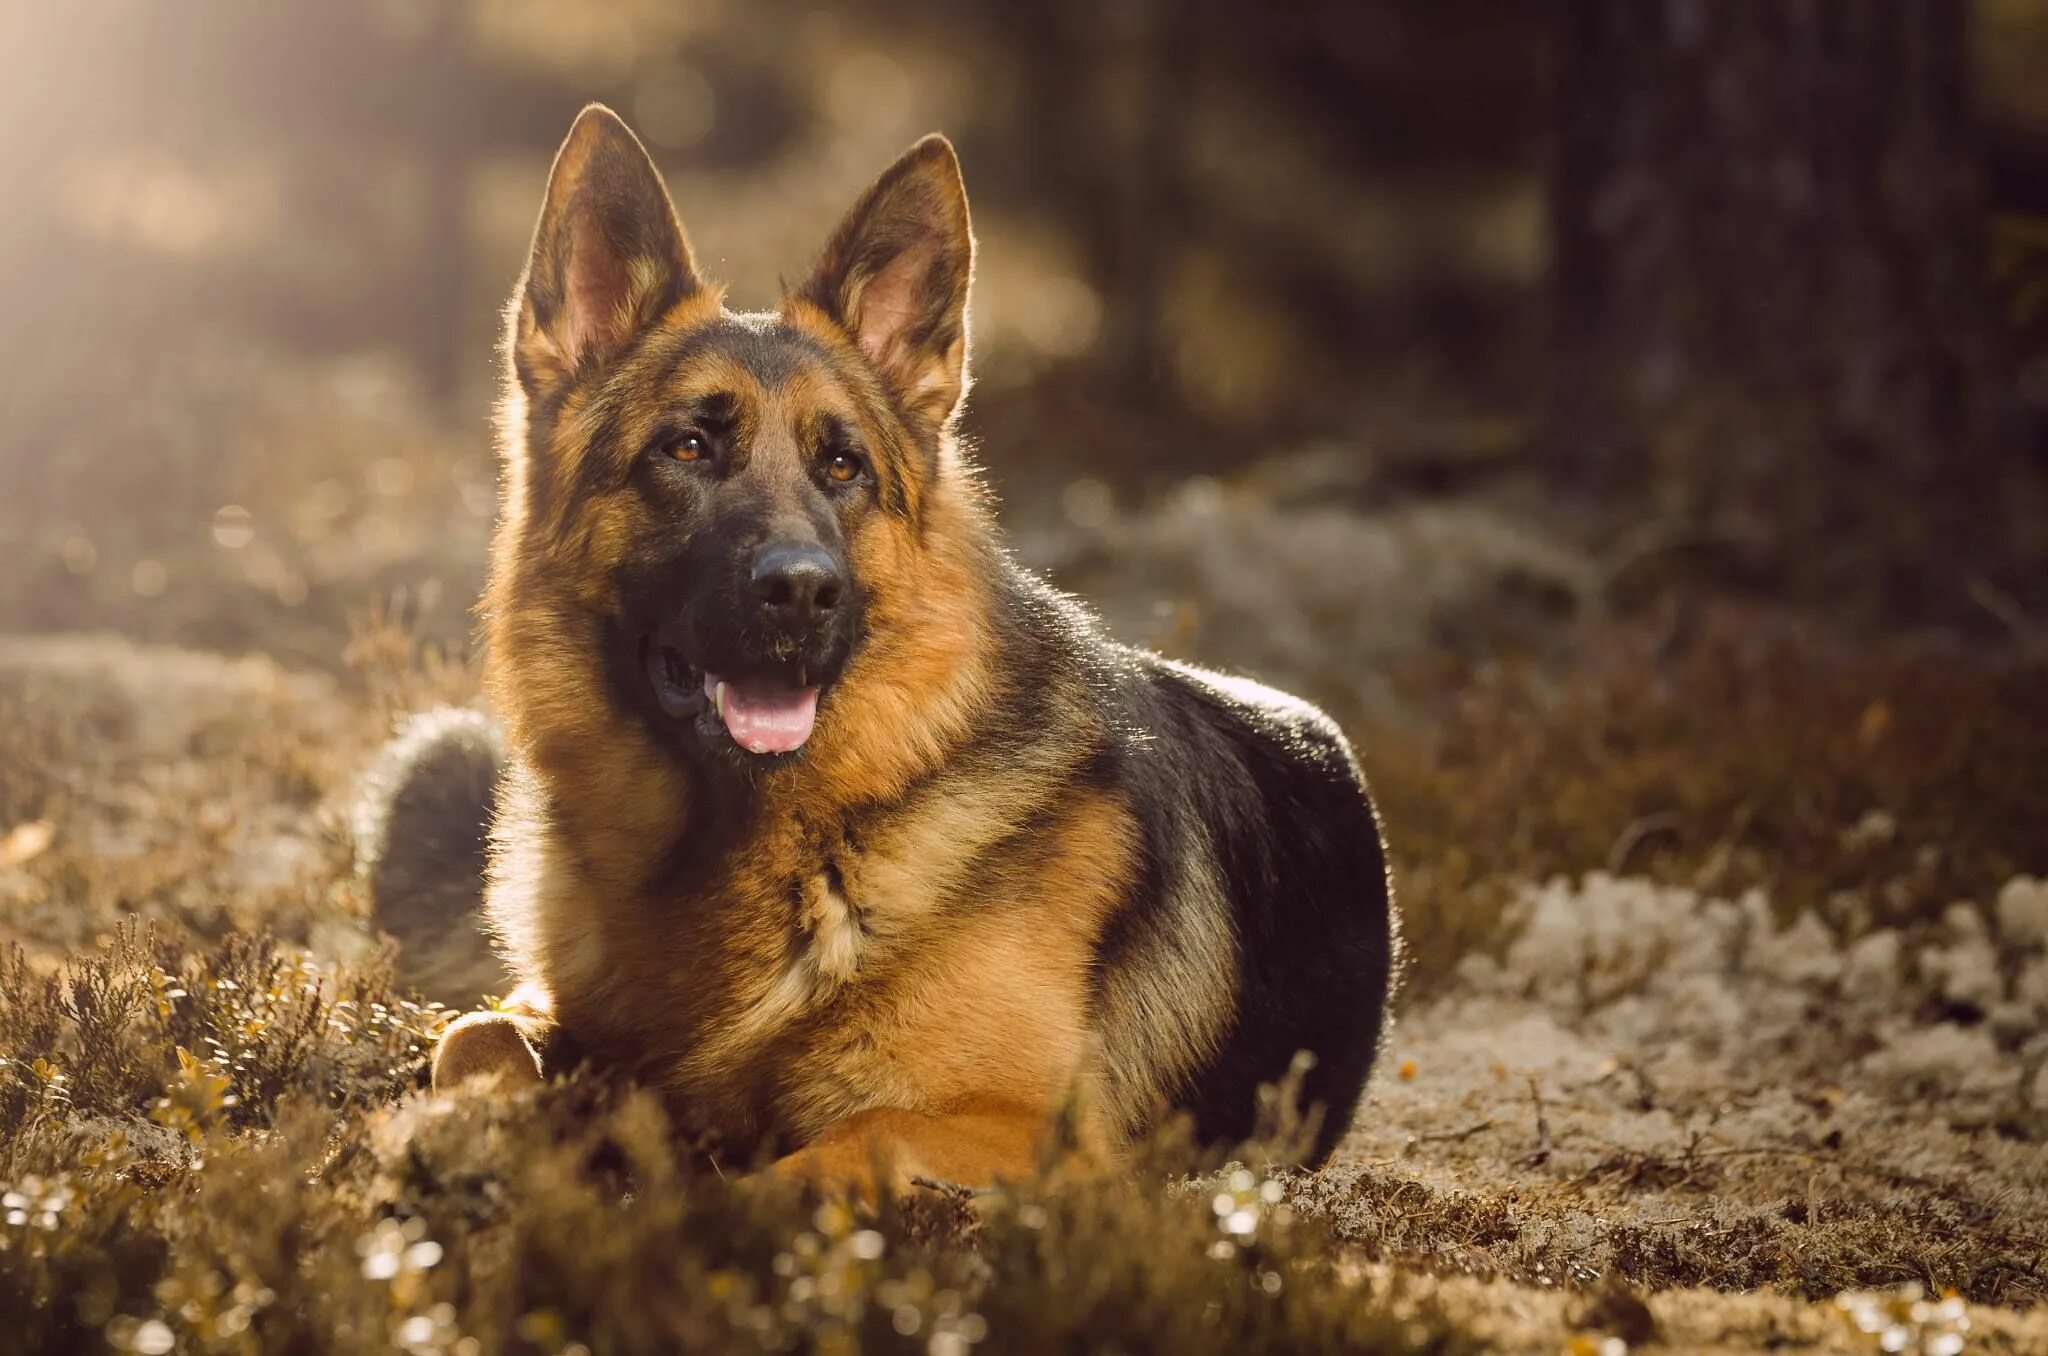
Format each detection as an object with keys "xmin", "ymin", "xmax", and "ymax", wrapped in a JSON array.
[
  {"xmin": 794, "ymin": 864, "xmax": 864, "ymax": 981},
  {"xmin": 531, "ymin": 778, "xmax": 1133, "ymax": 1150}
]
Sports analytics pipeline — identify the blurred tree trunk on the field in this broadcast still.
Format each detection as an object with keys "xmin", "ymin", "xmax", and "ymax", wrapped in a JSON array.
[
  {"xmin": 1547, "ymin": 0, "xmax": 2022, "ymax": 614},
  {"xmin": 1014, "ymin": 0, "xmax": 1186, "ymax": 400}
]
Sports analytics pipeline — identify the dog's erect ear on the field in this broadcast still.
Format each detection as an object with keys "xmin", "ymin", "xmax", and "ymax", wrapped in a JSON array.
[
  {"xmin": 512, "ymin": 105, "xmax": 699, "ymax": 395},
  {"xmin": 800, "ymin": 134, "xmax": 974, "ymax": 431}
]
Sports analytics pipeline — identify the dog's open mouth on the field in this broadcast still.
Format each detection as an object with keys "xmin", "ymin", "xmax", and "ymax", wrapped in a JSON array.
[
  {"xmin": 643, "ymin": 641, "xmax": 821, "ymax": 756},
  {"xmin": 703, "ymin": 672, "xmax": 819, "ymax": 754}
]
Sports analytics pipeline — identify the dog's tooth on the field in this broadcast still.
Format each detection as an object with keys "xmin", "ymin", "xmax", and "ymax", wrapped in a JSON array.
[{"xmin": 714, "ymin": 681, "xmax": 728, "ymax": 725}]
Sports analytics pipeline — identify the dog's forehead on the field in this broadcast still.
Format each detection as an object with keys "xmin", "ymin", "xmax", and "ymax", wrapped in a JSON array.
[{"xmin": 656, "ymin": 311, "xmax": 835, "ymax": 399}]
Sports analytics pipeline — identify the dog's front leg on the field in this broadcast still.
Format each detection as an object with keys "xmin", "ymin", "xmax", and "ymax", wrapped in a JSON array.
[
  {"xmin": 431, "ymin": 984, "xmax": 554, "ymax": 1092},
  {"xmin": 767, "ymin": 1099, "xmax": 1073, "ymax": 1203}
]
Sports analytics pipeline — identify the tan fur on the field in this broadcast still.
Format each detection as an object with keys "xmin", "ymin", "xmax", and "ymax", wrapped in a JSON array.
[{"xmin": 768, "ymin": 1098, "xmax": 1090, "ymax": 1205}]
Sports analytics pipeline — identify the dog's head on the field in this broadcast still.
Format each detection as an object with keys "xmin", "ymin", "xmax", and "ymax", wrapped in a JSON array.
[{"xmin": 493, "ymin": 106, "xmax": 976, "ymax": 780}]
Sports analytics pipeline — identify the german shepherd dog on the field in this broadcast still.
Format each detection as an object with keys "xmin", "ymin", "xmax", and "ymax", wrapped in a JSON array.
[{"xmin": 360, "ymin": 105, "xmax": 1397, "ymax": 1195}]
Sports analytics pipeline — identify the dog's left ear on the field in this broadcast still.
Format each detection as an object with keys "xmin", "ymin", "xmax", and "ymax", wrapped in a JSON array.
[{"xmin": 800, "ymin": 135, "xmax": 974, "ymax": 432}]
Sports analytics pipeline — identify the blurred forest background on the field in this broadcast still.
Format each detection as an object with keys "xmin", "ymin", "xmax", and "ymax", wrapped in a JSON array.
[{"xmin": 5, "ymin": 0, "xmax": 2046, "ymax": 668}]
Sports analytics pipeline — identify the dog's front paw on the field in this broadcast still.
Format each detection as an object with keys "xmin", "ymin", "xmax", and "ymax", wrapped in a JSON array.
[
  {"xmin": 765, "ymin": 1139, "xmax": 897, "ymax": 1210},
  {"xmin": 431, "ymin": 1010, "xmax": 545, "ymax": 1092}
]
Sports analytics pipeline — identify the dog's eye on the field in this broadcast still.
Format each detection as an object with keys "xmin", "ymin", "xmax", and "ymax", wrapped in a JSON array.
[
  {"xmin": 825, "ymin": 451, "xmax": 866, "ymax": 484},
  {"xmin": 666, "ymin": 432, "xmax": 708, "ymax": 462}
]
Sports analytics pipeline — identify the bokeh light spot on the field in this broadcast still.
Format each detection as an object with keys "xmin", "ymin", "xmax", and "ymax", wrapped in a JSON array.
[
  {"xmin": 131, "ymin": 560, "xmax": 168, "ymax": 598},
  {"xmin": 211, "ymin": 504, "xmax": 255, "ymax": 549}
]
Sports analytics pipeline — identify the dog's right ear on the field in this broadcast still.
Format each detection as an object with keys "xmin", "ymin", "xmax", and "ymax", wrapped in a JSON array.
[{"xmin": 510, "ymin": 105, "xmax": 700, "ymax": 398}]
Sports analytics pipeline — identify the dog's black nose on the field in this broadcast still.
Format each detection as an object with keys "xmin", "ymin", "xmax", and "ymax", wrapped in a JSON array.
[{"xmin": 750, "ymin": 542, "xmax": 844, "ymax": 628}]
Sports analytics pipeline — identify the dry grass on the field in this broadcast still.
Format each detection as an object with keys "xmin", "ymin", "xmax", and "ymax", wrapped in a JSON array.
[{"xmin": 0, "ymin": 926, "xmax": 1472, "ymax": 1355}]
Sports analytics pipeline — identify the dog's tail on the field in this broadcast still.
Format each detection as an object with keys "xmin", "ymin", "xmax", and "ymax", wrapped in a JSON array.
[{"xmin": 351, "ymin": 706, "xmax": 506, "ymax": 1007}]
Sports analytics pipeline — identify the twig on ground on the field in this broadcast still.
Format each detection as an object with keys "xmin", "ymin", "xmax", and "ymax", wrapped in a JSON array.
[
  {"xmin": 1606, "ymin": 811, "xmax": 1683, "ymax": 875},
  {"xmin": 1412, "ymin": 1118, "xmax": 1497, "ymax": 1146},
  {"xmin": 1967, "ymin": 576, "xmax": 2045, "ymax": 651},
  {"xmin": 1517, "ymin": 1078, "xmax": 1552, "ymax": 1169}
]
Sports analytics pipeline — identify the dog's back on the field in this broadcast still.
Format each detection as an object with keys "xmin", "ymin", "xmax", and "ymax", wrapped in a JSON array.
[
  {"xmin": 968, "ymin": 566, "xmax": 1396, "ymax": 1162},
  {"xmin": 1107, "ymin": 651, "xmax": 1395, "ymax": 1161}
]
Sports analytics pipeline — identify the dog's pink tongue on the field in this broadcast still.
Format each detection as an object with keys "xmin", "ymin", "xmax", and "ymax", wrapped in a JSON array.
[{"xmin": 711, "ymin": 676, "xmax": 820, "ymax": 754}]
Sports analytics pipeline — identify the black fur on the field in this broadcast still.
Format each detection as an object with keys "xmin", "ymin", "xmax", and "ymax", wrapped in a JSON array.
[
  {"xmin": 984, "ymin": 564, "xmax": 1396, "ymax": 1163},
  {"xmin": 1115, "ymin": 656, "xmax": 1394, "ymax": 1162}
]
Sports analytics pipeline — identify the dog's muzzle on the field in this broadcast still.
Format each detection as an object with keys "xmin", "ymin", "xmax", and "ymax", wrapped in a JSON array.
[{"xmin": 637, "ymin": 539, "xmax": 858, "ymax": 759}]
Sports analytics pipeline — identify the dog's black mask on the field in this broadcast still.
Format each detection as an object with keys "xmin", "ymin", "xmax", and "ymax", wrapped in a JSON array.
[{"xmin": 604, "ymin": 361, "xmax": 873, "ymax": 774}]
